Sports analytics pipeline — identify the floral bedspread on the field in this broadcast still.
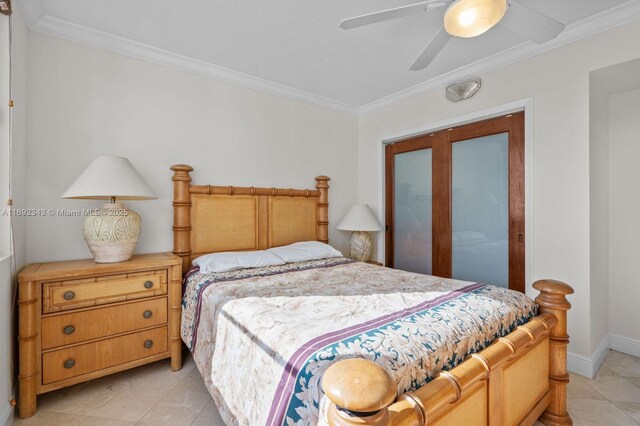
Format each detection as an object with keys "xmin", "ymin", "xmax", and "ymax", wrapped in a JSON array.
[{"xmin": 181, "ymin": 257, "xmax": 537, "ymax": 426}]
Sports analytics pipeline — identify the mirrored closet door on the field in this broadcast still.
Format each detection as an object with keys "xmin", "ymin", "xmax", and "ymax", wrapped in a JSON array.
[{"xmin": 385, "ymin": 112, "xmax": 525, "ymax": 292}]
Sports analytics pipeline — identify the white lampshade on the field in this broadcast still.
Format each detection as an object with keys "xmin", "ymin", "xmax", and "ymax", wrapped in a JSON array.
[
  {"xmin": 337, "ymin": 204, "xmax": 383, "ymax": 232},
  {"xmin": 444, "ymin": 0, "xmax": 507, "ymax": 38},
  {"xmin": 62, "ymin": 156, "xmax": 156, "ymax": 200}
]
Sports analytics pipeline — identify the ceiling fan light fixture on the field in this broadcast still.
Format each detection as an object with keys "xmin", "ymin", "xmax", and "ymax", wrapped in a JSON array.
[{"xmin": 444, "ymin": 0, "xmax": 507, "ymax": 38}]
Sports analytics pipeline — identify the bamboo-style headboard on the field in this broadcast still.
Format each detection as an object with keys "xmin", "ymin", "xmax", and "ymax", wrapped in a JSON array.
[{"xmin": 170, "ymin": 164, "xmax": 330, "ymax": 272}]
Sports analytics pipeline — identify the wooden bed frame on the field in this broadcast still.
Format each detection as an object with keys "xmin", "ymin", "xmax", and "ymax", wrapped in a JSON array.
[
  {"xmin": 171, "ymin": 164, "xmax": 330, "ymax": 273},
  {"xmin": 170, "ymin": 164, "xmax": 573, "ymax": 426}
]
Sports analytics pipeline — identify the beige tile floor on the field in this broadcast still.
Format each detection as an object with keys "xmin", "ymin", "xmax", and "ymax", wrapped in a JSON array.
[{"xmin": 12, "ymin": 350, "xmax": 640, "ymax": 425}]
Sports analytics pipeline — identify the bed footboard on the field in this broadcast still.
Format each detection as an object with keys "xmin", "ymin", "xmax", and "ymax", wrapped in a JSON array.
[{"xmin": 322, "ymin": 279, "xmax": 574, "ymax": 426}]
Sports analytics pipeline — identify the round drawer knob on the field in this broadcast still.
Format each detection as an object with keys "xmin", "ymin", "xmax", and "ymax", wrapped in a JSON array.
[
  {"xmin": 63, "ymin": 291, "xmax": 76, "ymax": 301},
  {"xmin": 63, "ymin": 325, "xmax": 75, "ymax": 335},
  {"xmin": 143, "ymin": 281, "xmax": 154, "ymax": 289},
  {"xmin": 143, "ymin": 310, "xmax": 153, "ymax": 319},
  {"xmin": 144, "ymin": 340, "xmax": 154, "ymax": 349},
  {"xmin": 64, "ymin": 359, "xmax": 75, "ymax": 369}
]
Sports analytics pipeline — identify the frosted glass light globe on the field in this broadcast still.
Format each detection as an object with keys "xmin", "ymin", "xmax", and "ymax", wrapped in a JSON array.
[{"xmin": 444, "ymin": 0, "xmax": 507, "ymax": 38}]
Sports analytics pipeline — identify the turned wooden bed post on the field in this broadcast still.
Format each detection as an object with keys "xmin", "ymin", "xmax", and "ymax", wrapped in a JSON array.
[
  {"xmin": 171, "ymin": 164, "xmax": 193, "ymax": 273},
  {"xmin": 315, "ymin": 176, "xmax": 330, "ymax": 244},
  {"xmin": 533, "ymin": 279, "xmax": 574, "ymax": 426},
  {"xmin": 322, "ymin": 358, "xmax": 396, "ymax": 426}
]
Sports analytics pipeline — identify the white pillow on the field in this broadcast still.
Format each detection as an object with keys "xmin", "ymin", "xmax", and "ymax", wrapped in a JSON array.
[
  {"xmin": 267, "ymin": 241, "xmax": 343, "ymax": 263},
  {"xmin": 193, "ymin": 250, "xmax": 285, "ymax": 274}
]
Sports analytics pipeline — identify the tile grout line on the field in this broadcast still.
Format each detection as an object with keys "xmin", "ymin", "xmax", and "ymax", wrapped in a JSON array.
[
  {"xmin": 25, "ymin": 359, "xmax": 197, "ymax": 424},
  {"xmin": 188, "ymin": 399, "xmax": 213, "ymax": 426},
  {"xmin": 618, "ymin": 374, "xmax": 640, "ymax": 425},
  {"xmin": 576, "ymin": 353, "xmax": 640, "ymax": 425},
  {"xmin": 34, "ymin": 379, "xmax": 131, "ymax": 418},
  {"xmin": 85, "ymin": 380, "xmax": 133, "ymax": 418},
  {"xmin": 133, "ymin": 360, "xmax": 199, "ymax": 425}
]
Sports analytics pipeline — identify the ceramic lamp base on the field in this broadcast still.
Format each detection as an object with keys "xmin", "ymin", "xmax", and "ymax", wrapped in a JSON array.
[
  {"xmin": 347, "ymin": 231, "xmax": 372, "ymax": 262},
  {"xmin": 82, "ymin": 202, "xmax": 141, "ymax": 263}
]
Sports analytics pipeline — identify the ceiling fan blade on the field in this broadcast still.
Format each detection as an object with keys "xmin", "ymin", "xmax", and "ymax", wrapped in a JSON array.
[
  {"xmin": 410, "ymin": 25, "xmax": 450, "ymax": 71},
  {"xmin": 500, "ymin": 0, "xmax": 565, "ymax": 44},
  {"xmin": 339, "ymin": 1, "xmax": 448, "ymax": 30}
]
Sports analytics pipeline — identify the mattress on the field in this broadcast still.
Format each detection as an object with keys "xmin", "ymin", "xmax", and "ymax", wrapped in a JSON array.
[{"xmin": 181, "ymin": 257, "xmax": 536, "ymax": 426}]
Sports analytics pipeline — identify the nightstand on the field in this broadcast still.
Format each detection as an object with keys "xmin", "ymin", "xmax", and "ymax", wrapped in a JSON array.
[{"xmin": 17, "ymin": 253, "xmax": 182, "ymax": 419}]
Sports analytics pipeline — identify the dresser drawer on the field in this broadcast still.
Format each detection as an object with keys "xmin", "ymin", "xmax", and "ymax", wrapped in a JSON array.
[
  {"xmin": 42, "ymin": 326, "xmax": 168, "ymax": 385},
  {"xmin": 41, "ymin": 298, "xmax": 168, "ymax": 350},
  {"xmin": 42, "ymin": 271, "xmax": 167, "ymax": 313}
]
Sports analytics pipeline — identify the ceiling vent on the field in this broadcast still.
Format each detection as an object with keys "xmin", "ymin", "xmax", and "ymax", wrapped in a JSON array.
[{"xmin": 446, "ymin": 78, "xmax": 481, "ymax": 102}]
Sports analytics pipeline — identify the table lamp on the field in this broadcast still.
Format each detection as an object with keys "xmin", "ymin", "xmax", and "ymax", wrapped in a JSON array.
[
  {"xmin": 62, "ymin": 156, "xmax": 156, "ymax": 263},
  {"xmin": 337, "ymin": 204, "xmax": 383, "ymax": 262}
]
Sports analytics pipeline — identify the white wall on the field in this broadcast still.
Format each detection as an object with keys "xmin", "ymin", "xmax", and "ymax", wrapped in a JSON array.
[
  {"xmin": 0, "ymin": 256, "xmax": 12, "ymax": 426},
  {"xmin": 588, "ymin": 73, "xmax": 610, "ymax": 362},
  {"xmin": 357, "ymin": 19, "xmax": 640, "ymax": 360},
  {"xmin": 588, "ymin": 58, "xmax": 640, "ymax": 367},
  {"xmin": 609, "ymin": 88, "xmax": 640, "ymax": 344},
  {"xmin": 0, "ymin": 6, "xmax": 9, "ymax": 258},
  {"xmin": 11, "ymin": 8, "xmax": 28, "ymax": 274},
  {"xmin": 25, "ymin": 32, "xmax": 359, "ymax": 263},
  {"xmin": 0, "ymin": 6, "xmax": 29, "ymax": 425}
]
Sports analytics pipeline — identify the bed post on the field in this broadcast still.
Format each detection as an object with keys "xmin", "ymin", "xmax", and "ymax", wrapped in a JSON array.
[
  {"xmin": 533, "ymin": 279, "xmax": 574, "ymax": 426},
  {"xmin": 316, "ymin": 176, "xmax": 330, "ymax": 244},
  {"xmin": 171, "ymin": 164, "xmax": 193, "ymax": 273},
  {"xmin": 322, "ymin": 358, "xmax": 396, "ymax": 426}
]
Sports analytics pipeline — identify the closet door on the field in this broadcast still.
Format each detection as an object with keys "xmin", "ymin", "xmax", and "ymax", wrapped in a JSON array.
[
  {"xmin": 385, "ymin": 137, "xmax": 433, "ymax": 275},
  {"xmin": 385, "ymin": 113, "xmax": 524, "ymax": 292}
]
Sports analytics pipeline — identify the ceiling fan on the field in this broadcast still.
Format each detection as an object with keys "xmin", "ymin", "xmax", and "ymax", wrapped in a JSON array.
[{"xmin": 339, "ymin": 0, "xmax": 565, "ymax": 71}]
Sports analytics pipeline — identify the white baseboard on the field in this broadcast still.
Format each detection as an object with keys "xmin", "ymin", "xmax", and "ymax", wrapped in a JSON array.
[
  {"xmin": 567, "ymin": 352, "xmax": 593, "ymax": 378},
  {"xmin": 567, "ymin": 335, "xmax": 610, "ymax": 379},
  {"xmin": 592, "ymin": 335, "xmax": 611, "ymax": 376},
  {"xmin": 610, "ymin": 334, "xmax": 640, "ymax": 358},
  {"xmin": 0, "ymin": 403, "xmax": 13, "ymax": 426}
]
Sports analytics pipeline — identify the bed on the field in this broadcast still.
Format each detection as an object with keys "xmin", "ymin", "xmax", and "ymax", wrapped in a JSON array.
[{"xmin": 170, "ymin": 164, "xmax": 573, "ymax": 426}]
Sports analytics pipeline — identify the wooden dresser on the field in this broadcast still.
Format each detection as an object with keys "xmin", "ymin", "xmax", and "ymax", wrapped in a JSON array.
[{"xmin": 17, "ymin": 253, "xmax": 182, "ymax": 419}]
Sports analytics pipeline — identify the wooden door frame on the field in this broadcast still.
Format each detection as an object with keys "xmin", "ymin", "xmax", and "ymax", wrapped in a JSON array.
[
  {"xmin": 384, "ymin": 134, "xmax": 434, "ymax": 270},
  {"xmin": 385, "ymin": 112, "xmax": 525, "ymax": 292}
]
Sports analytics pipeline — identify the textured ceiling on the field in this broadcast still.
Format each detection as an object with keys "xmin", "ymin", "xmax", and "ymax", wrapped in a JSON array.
[{"xmin": 22, "ymin": 0, "xmax": 638, "ymax": 108}]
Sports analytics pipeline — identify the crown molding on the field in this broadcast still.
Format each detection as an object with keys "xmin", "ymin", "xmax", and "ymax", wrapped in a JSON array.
[
  {"xmin": 358, "ymin": 0, "xmax": 640, "ymax": 115},
  {"xmin": 16, "ymin": 0, "xmax": 640, "ymax": 117},
  {"xmin": 21, "ymin": 13, "xmax": 360, "ymax": 117}
]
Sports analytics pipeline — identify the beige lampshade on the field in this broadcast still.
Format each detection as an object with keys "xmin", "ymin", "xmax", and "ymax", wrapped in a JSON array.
[
  {"xmin": 62, "ymin": 156, "xmax": 156, "ymax": 200},
  {"xmin": 444, "ymin": 0, "xmax": 507, "ymax": 38},
  {"xmin": 337, "ymin": 204, "xmax": 383, "ymax": 232}
]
